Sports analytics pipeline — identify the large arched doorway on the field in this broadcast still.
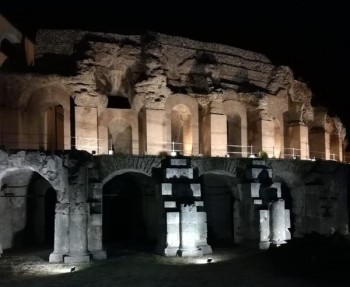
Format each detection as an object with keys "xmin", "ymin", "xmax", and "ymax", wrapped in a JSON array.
[
  {"xmin": 102, "ymin": 172, "xmax": 157, "ymax": 253},
  {"xmin": 227, "ymin": 114, "xmax": 242, "ymax": 158},
  {"xmin": 0, "ymin": 170, "xmax": 56, "ymax": 253},
  {"xmin": 43, "ymin": 105, "xmax": 64, "ymax": 151},
  {"xmin": 199, "ymin": 173, "xmax": 235, "ymax": 247},
  {"xmin": 171, "ymin": 104, "xmax": 192, "ymax": 155}
]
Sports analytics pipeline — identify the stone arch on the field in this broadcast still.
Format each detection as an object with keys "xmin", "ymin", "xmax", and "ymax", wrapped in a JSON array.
[
  {"xmin": 164, "ymin": 94, "xmax": 199, "ymax": 155},
  {"xmin": 223, "ymin": 100, "xmax": 248, "ymax": 157},
  {"xmin": 0, "ymin": 167, "xmax": 57, "ymax": 251},
  {"xmin": 198, "ymin": 171, "xmax": 237, "ymax": 246},
  {"xmin": 97, "ymin": 109, "xmax": 138, "ymax": 155},
  {"xmin": 101, "ymin": 170, "xmax": 157, "ymax": 250},
  {"xmin": 25, "ymin": 85, "xmax": 71, "ymax": 150},
  {"xmin": 94, "ymin": 155, "xmax": 162, "ymax": 182}
]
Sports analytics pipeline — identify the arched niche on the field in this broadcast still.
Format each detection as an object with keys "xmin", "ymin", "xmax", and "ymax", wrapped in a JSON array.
[
  {"xmin": 224, "ymin": 100, "xmax": 248, "ymax": 157},
  {"xmin": 164, "ymin": 94, "xmax": 199, "ymax": 155},
  {"xmin": 26, "ymin": 85, "xmax": 71, "ymax": 151}
]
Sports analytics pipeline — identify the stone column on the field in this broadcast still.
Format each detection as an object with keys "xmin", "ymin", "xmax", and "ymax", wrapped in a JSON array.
[
  {"xmin": 269, "ymin": 199, "xmax": 286, "ymax": 244},
  {"xmin": 64, "ymin": 203, "xmax": 91, "ymax": 263},
  {"xmin": 88, "ymin": 183, "xmax": 106, "ymax": 260},
  {"xmin": 146, "ymin": 109, "xmax": 166, "ymax": 155},
  {"xmin": 210, "ymin": 114, "xmax": 227, "ymax": 157},
  {"xmin": 49, "ymin": 203, "xmax": 70, "ymax": 263},
  {"xmin": 177, "ymin": 204, "xmax": 201, "ymax": 256}
]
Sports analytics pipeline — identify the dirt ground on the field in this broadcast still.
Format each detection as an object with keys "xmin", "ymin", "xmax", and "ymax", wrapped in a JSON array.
[{"xmin": 1, "ymin": 238, "xmax": 350, "ymax": 287}]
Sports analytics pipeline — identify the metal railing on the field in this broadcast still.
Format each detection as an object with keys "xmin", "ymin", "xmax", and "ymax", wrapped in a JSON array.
[{"xmin": 0, "ymin": 132, "xmax": 347, "ymax": 163}]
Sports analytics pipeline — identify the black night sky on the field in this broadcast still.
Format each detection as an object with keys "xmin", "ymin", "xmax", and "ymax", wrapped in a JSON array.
[{"xmin": 1, "ymin": 1, "xmax": 350, "ymax": 143}]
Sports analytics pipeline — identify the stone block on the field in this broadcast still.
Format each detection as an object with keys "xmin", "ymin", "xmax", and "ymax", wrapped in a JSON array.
[
  {"xmin": 164, "ymin": 201, "xmax": 176, "ymax": 208},
  {"xmin": 195, "ymin": 201, "xmax": 204, "ymax": 207},
  {"xmin": 170, "ymin": 158, "xmax": 187, "ymax": 166},
  {"xmin": 49, "ymin": 252, "xmax": 65, "ymax": 263},
  {"xmin": 191, "ymin": 183, "xmax": 201, "ymax": 197},
  {"xmin": 166, "ymin": 212, "xmax": 180, "ymax": 224},
  {"xmin": 271, "ymin": 182, "xmax": 282, "ymax": 197},
  {"xmin": 251, "ymin": 183, "xmax": 261, "ymax": 198},
  {"xmin": 252, "ymin": 160, "xmax": 266, "ymax": 166},
  {"xmin": 166, "ymin": 168, "xmax": 193, "ymax": 179},
  {"xmin": 285, "ymin": 209, "xmax": 291, "ymax": 228},
  {"xmin": 166, "ymin": 230, "xmax": 180, "ymax": 247},
  {"xmin": 197, "ymin": 223, "xmax": 208, "ymax": 234},
  {"xmin": 254, "ymin": 199, "xmax": 262, "ymax": 205},
  {"xmin": 64, "ymin": 254, "xmax": 91, "ymax": 263},
  {"xmin": 92, "ymin": 250, "xmax": 107, "ymax": 260},
  {"xmin": 259, "ymin": 210, "xmax": 270, "ymax": 242},
  {"xmin": 89, "ymin": 214, "xmax": 102, "ymax": 225},
  {"xmin": 162, "ymin": 183, "xmax": 172, "ymax": 195},
  {"xmin": 196, "ymin": 212, "xmax": 207, "ymax": 223}
]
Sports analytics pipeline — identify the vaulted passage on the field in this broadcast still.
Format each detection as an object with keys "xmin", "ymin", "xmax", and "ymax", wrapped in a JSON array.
[
  {"xmin": 0, "ymin": 170, "xmax": 56, "ymax": 252},
  {"xmin": 102, "ymin": 172, "xmax": 157, "ymax": 252},
  {"xmin": 199, "ymin": 174, "xmax": 235, "ymax": 247}
]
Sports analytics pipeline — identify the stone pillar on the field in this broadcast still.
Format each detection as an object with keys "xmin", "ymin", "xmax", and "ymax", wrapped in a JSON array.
[
  {"xmin": 177, "ymin": 204, "xmax": 201, "ymax": 256},
  {"xmin": 64, "ymin": 203, "xmax": 91, "ymax": 263},
  {"xmin": 269, "ymin": 199, "xmax": 286, "ymax": 244},
  {"xmin": 164, "ymin": 212, "xmax": 180, "ymax": 256},
  {"xmin": 286, "ymin": 122, "xmax": 309, "ymax": 159},
  {"xmin": 88, "ymin": 183, "xmax": 106, "ymax": 260},
  {"xmin": 75, "ymin": 106, "xmax": 98, "ymax": 154},
  {"xmin": 146, "ymin": 109, "xmax": 165, "ymax": 155},
  {"xmin": 209, "ymin": 114, "xmax": 227, "ymax": 156},
  {"xmin": 49, "ymin": 203, "xmax": 70, "ymax": 263}
]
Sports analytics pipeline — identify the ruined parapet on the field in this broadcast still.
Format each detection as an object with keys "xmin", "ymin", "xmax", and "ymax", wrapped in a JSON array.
[
  {"xmin": 155, "ymin": 156, "xmax": 212, "ymax": 256},
  {"xmin": 236, "ymin": 159, "xmax": 291, "ymax": 249}
]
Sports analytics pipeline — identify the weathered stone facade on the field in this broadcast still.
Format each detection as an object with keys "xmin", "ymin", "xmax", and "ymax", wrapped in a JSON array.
[
  {"xmin": 0, "ymin": 29, "xmax": 346, "ymax": 161},
  {"xmin": 0, "ymin": 25, "xmax": 349, "ymax": 262}
]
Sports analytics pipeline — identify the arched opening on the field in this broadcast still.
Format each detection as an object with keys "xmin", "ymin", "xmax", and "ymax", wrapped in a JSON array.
[
  {"xmin": 309, "ymin": 127, "xmax": 326, "ymax": 159},
  {"xmin": 102, "ymin": 172, "xmax": 157, "ymax": 254},
  {"xmin": 227, "ymin": 114, "xmax": 242, "ymax": 158},
  {"xmin": 171, "ymin": 104, "xmax": 192, "ymax": 155},
  {"xmin": 0, "ymin": 170, "xmax": 56, "ymax": 253},
  {"xmin": 199, "ymin": 173, "xmax": 235, "ymax": 247},
  {"xmin": 108, "ymin": 118, "xmax": 132, "ymax": 154},
  {"xmin": 44, "ymin": 105, "xmax": 64, "ymax": 151},
  {"xmin": 273, "ymin": 118, "xmax": 282, "ymax": 158}
]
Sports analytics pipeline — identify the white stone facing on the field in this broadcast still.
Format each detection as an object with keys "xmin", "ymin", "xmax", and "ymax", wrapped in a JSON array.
[
  {"xmin": 190, "ymin": 183, "xmax": 201, "ymax": 196},
  {"xmin": 164, "ymin": 201, "xmax": 176, "ymax": 208},
  {"xmin": 254, "ymin": 199, "xmax": 263, "ymax": 205},
  {"xmin": 271, "ymin": 182, "xmax": 282, "ymax": 198},
  {"xmin": 166, "ymin": 212, "xmax": 180, "ymax": 224},
  {"xmin": 166, "ymin": 168, "xmax": 193, "ymax": 179},
  {"xmin": 259, "ymin": 210, "xmax": 270, "ymax": 242},
  {"xmin": 170, "ymin": 159, "xmax": 187, "ymax": 166},
  {"xmin": 195, "ymin": 201, "xmax": 204, "ymax": 206},
  {"xmin": 162, "ymin": 183, "xmax": 172, "ymax": 195},
  {"xmin": 250, "ymin": 183, "xmax": 261, "ymax": 198}
]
